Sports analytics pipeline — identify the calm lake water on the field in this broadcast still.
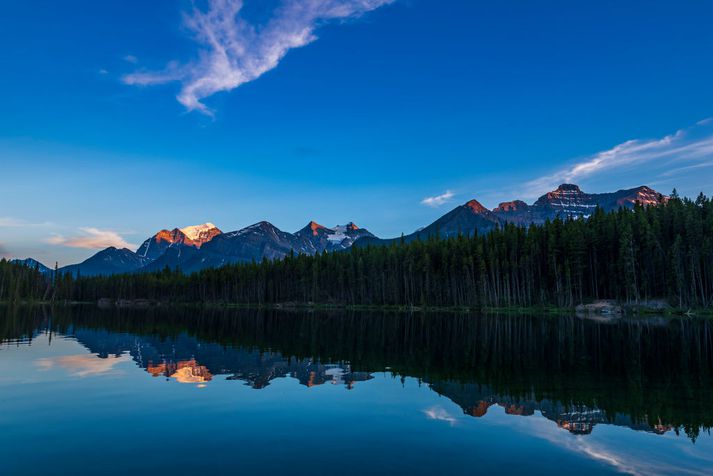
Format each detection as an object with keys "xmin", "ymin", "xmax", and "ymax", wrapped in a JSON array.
[{"xmin": 1, "ymin": 306, "xmax": 712, "ymax": 475}]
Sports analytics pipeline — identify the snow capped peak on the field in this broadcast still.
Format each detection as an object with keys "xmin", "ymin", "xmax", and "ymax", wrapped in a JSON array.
[{"xmin": 180, "ymin": 223, "xmax": 219, "ymax": 241}]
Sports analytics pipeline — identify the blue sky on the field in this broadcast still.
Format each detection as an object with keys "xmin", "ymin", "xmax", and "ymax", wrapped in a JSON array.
[{"xmin": 2, "ymin": 0, "xmax": 713, "ymax": 265}]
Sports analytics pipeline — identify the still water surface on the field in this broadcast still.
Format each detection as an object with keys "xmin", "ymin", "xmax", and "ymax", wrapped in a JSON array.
[{"xmin": 1, "ymin": 306, "xmax": 712, "ymax": 475}]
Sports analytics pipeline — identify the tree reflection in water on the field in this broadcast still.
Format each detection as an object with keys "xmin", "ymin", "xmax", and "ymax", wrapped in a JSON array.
[{"xmin": 2, "ymin": 305, "xmax": 712, "ymax": 440}]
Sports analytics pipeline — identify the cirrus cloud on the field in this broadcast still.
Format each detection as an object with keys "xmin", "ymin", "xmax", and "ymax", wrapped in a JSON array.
[
  {"xmin": 122, "ymin": 0, "xmax": 394, "ymax": 115},
  {"xmin": 0, "ymin": 217, "xmax": 52, "ymax": 228},
  {"xmin": 421, "ymin": 190, "xmax": 455, "ymax": 208},
  {"xmin": 45, "ymin": 228, "xmax": 135, "ymax": 250},
  {"xmin": 522, "ymin": 119, "xmax": 713, "ymax": 200}
]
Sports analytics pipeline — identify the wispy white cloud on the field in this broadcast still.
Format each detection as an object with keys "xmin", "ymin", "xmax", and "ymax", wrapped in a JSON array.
[
  {"xmin": 0, "ymin": 217, "xmax": 52, "ymax": 228},
  {"xmin": 421, "ymin": 190, "xmax": 455, "ymax": 208},
  {"xmin": 660, "ymin": 161, "xmax": 713, "ymax": 178},
  {"xmin": 424, "ymin": 406, "xmax": 458, "ymax": 426},
  {"xmin": 123, "ymin": 0, "xmax": 394, "ymax": 115},
  {"xmin": 521, "ymin": 119, "xmax": 713, "ymax": 200},
  {"xmin": 123, "ymin": 54, "xmax": 138, "ymax": 64},
  {"xmin": 45, "ymin": 228, "xmax": 135, "ymax": 250},
  {"xmin": 0, "ymin": 217, "xmax": 28, "ymax": 227}
]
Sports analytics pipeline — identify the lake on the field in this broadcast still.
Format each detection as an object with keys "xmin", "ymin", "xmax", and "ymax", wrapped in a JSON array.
[{"xmin": 1, "ymin": 305, "xmax": 712, "ymax": 475}]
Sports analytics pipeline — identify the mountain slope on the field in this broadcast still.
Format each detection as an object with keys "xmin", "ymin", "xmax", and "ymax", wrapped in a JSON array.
[
  {"xmin": 10, "ymin": 258, "xmax": 52, "ymax": 275},
  {"xmin": 139, "ymin": 245, "xmax": 201, "ymax": 273},
  {"xmin": 142, "ymin": 221, "xmax": 377, "ymax": 273},
  {"xmin": 175, "ymin": 222, "xmax": 312, "ymax": 273},
  {"xmin": 417, "ymin": 199, "xmax": 501, "ymax": 239},
  {"xmin": 294, "ymin": 221, "xmax": 375, "ymax": 253},
  {"xmin": 357, "ymin": 199, "xmax": 501, "ymax": 247},
  {"xmin": 136, "ymin": 223, "xmax": 222, "ymax": 260},
  {"xmin": 60, "ymin": 247, "xmax": 149, "ymax": 277}
]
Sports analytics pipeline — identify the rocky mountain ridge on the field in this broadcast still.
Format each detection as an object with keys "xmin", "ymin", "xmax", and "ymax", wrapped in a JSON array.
[
  {"xmin": 52, "ymin": 220, "xmax": 374, "ymax": 276},
  {"xmin": 15, "ymin": 183, "xmax": 668, "ymax": 276},
  {"xmin": 136, "ymin": 223, "xmax": 222, "ymax": 260},
  {"xmin": 358, "ymin": 184, "xmax": 668, "ymax": 246}
]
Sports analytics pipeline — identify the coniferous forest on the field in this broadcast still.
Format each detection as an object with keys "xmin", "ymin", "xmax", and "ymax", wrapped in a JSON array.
[{"xmin": 2, "ymin": 192, "xmax": 713, "ymax": 309}]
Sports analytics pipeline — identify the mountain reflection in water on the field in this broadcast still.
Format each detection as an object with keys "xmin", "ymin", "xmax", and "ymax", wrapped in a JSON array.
[{"xmin": 2, "ymin": 305, "xmax": 712, "ymax": 441}]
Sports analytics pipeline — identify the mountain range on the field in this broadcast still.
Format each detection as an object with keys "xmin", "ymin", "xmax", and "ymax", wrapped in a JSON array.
[
  {"xmin": 357, "ymin": 184, "xmax": 667, "ymax": 246},
  {"xmin": 13, "ymin": 184, "xmax": 667, "ymax": 276}
]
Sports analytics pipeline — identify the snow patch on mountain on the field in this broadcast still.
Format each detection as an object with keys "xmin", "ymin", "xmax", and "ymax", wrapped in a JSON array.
[
  {"xmin": 327, "ymin": 227, "xmax": 348, "ymax": 244},
  {"xmin": 180, "ymin": 223, "xmax": 218, "ymax": 241}
]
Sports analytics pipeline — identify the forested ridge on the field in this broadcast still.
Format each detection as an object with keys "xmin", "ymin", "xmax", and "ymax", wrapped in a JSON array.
[{"xmin": 2, "ymin": 191, "xmax": 713, "ymax": 309}]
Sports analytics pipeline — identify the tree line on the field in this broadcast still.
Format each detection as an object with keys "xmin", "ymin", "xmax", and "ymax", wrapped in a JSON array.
[{"xmin": 3, "ymin": 191, "xmax": 713, "ymax": 308}]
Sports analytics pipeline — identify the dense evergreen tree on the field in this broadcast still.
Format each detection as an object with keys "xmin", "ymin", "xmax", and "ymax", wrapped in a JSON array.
[{"xmin": 0, "ymin": 260, "xmax": 48, "ymax": 302}]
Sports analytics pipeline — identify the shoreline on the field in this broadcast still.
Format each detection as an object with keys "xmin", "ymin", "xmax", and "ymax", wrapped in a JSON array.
[{"xmin": 1, "ymin": 299, "xmax": 711, "ymax": 318}]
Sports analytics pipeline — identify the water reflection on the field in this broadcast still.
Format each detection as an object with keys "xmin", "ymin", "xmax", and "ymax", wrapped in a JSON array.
[
  {"xmin": 2, "ymin": 305, "xmax": 712, "ymax": 441},
  {"xmin": 35, "ymin": 353, "xmax": 130, "ymax": 378}
]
